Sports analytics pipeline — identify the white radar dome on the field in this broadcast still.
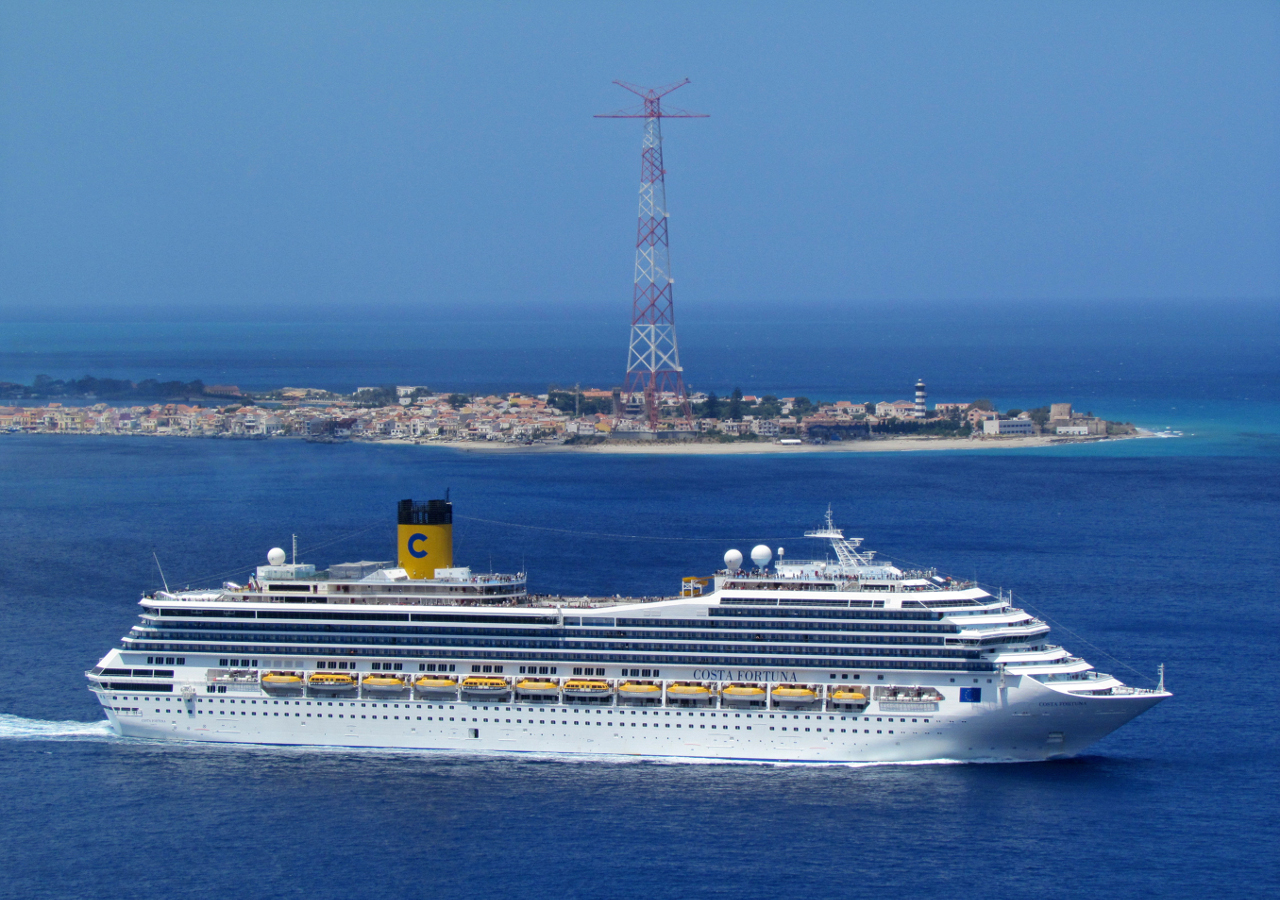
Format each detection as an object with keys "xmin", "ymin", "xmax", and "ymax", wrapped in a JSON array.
[
  {"xmin": 724, "ymin": 549, "xmax": 743, "ymax": 571},
  {"xmin": 267, "ymin": 547, "xmax": 287, "ymax": 566},
  {"xmin": 751, "ymin": 544, "xmax": 773, "ymax": 568}
]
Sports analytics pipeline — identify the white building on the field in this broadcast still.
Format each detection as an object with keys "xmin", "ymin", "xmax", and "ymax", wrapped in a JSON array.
[{"xmin": 983, "ymin": 418, "xmax": 1036, "ymax": 436}]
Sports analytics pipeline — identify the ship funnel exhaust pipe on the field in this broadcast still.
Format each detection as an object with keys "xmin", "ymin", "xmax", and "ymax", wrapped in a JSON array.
[{"xmin": 397, "ymin": 498, "xmax": 453, "ymax": 579}]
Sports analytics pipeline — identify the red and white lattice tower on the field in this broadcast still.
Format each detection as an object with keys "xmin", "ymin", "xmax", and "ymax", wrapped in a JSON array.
[{"xmin": 597, "ymin": 79, "xmax": 706, "ymax": 426}]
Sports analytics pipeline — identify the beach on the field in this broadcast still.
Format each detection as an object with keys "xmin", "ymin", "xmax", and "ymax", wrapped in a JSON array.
[{"xmin": 390, "ymin": 433, "xmax": 1145, "ymax": 454}]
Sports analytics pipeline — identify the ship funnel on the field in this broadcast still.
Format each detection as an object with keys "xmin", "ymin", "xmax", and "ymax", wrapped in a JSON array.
[{"xmin": 397, "ymin": 498, "xmax": 453, "ymax": 579}]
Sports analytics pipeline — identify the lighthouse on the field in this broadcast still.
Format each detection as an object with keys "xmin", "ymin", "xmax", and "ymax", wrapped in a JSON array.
[{"xmin": 914, "ymin": 379, "xmax": 927, "ymax": 418}]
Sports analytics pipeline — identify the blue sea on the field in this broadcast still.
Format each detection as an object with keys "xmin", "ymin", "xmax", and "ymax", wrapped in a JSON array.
[{"xmin": 1, "ymin": 300, "xmax": 1277, "ymax": 899}]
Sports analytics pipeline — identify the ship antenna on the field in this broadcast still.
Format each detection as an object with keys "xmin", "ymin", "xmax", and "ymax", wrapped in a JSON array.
[
  {"xmin": 1157, "ymin": 663, "xmax": 1165, "ymax": 692},
  {"xmin": 292, "ymin": 534, "xmax": 297, "ymax": 566},
  {"xmin": 152, "ymin": 551, "xmax": 170, "ymax": 593}
]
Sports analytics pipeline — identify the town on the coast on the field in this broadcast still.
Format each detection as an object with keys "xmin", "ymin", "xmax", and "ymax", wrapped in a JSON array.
[
  {"xmin": 0, "ymin": 376, "xmax": 1135, "ymax": 447},
  {"xmin": 2, "ymin": 84, "xmax": 1141, "ymax": 453}
]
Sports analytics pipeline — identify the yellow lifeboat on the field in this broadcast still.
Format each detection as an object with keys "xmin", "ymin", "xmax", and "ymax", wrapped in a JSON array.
[
  {"xmin": 261, "ymin": 671, "xmax": 303, "ymax": 689},
  {"xmin": 666, "ymin": 682, "xmax": 712, "ymax": 699},
  {"xmin": 515, "ymin": 678, "xmax": 560, "ymax": 697},
  {"xmin": 362, "ymin": 674, "xmax": 406, "ymax": 693},
  {"xmin": 461, "ymin": 676, "xmax": 510, "ymax": 697},
  {"xmin": 308, "ymin": 672, "xmax": 357, "ymax": 691},
  {"xmin": 618, "ymin": 681, "xmax": 662, "ymax": 702},
  {"xmin": 771, "ymin": 685, "xmax": 818, "ymax": 707},
  {"xmin": 414, "ymin": 675, "xmax": 458, "ymax": 697},
  {"xmin": 722, "ymin": 683, "xmax": 766, "ymax": 705},
  {"xmin": 562, "ymin": 679, "xmax": 612, "ymax": 698},
  {"xmin": 831, "ymin": 689, "xmax": 867, "ymax": 704}
]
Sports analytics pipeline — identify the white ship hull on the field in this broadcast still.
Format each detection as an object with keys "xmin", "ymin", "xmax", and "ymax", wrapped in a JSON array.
[
  {"xmin": 93, "ymin": 675, "xmax": 1162, "ymax": 763},
  {"xmin": 87, "ymin": 504, "xmax": 1170, "ymax": 763}
]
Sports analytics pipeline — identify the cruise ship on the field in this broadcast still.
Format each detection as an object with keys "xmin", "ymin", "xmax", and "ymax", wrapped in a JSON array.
[{"xmin": 87, "ymin": 499, "xmax": 1169, "ymax": 762}]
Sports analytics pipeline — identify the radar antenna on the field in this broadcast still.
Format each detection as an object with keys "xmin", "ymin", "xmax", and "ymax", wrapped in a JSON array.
[{"xmin": 803, "ymin": 505, "xmax": 877, "ymax": 567}]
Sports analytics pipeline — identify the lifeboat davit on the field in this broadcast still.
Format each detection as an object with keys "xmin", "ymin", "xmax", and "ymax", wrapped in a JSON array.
[
  {"xmin": 461, "ymin": 676, "xmax": 510, "ymax": 698},
  {"xmin": 722, "ymin": 683, "xmax": 766, "ymax": 705},
  {"xmin": 618, "ymin": 681, "xmax": 662, "ymax": 702},
  {"xmin": 771, "ymin": 685, "xmax": 818, "ymax": 707},
  {"xmin": 414, "ymin": 675, "xmax": 458, "ymax": 697},
  {"xmin": 308, "ymin": 672, "xmax": 357, "ymax": 691},
  {"xmin": 562, "ymin": 679, "xmax": 613, "ymax": 698},
  {"xmin": 261, "ymin": 672, "xmax": 303, "ymax": 689},
  {"xmin": 515, "ymin": 678, "xmax": 560, "ymax": 697},
  {"xmin": 362, "ymin": 674, "xmax": 407, "ymax": 693}
]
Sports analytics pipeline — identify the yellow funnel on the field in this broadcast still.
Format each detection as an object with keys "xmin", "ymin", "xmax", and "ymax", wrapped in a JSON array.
[{"xmin": 397, "ymin": 498, "xmax": 453, "ymax": 579}]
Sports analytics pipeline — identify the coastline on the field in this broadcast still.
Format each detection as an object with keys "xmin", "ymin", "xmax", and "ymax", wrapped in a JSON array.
[
  {"xmin": 393, "ymin": 433, "xmax": 1149, "ymax": 454},
  {"xmin": 0, "ymin": 432, "xmax": 1150, "ymax": 454}
]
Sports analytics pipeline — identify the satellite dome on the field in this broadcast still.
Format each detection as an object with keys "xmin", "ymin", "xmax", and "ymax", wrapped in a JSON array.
[
  {"xmin": 267, "ymin": 547, "xmax": 286, "ymax": 566},
  {"xmin": 751, "ymin": 544, "xmax": 773, "ymax": 568},
  {"xmin": 723, "ymin": 549, "xmax": 743, "ymax": 571}
]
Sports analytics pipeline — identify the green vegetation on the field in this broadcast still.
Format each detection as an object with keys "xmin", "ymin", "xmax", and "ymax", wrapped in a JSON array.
[
  {"xmin": 725, "ymin": 388, "xmax": 745, "ymax": 421},
  {"xmin": 1, "ymin": 375, "xmax": 207, "ymax": 401},
  {"xmin": 352, "ymin": 386, "xmax": 397, "ymax": 408},
  {"xmin": 694, "ymin": 391, "xmax": 722, "ymax": 419},
  {"xmin": 755, "ymin": 394, "xmax": 783, "ymax": 418},
  {"xmin": 546, "ymin": 391, "xmax": 613, "ymax": 416},
  {"xmin": 790, "ymin": 396, "xmax": 819, "ymax": 418},
  {"xmin": 872, "ymin": 419, "xmax": 972, "ymax": 437}
]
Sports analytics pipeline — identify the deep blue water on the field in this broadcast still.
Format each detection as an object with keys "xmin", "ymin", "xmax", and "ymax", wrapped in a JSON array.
[
  {"xmin": 1, "ymin": 434, "xmax": 1277, "ymax": 900},
  {"xmin": 1, "ymin": 302, "xmax": 1278, "ymax": 899},
  {"xmin": 3, "ymin": 300, "xmax": 1279, "ymax": 433}
]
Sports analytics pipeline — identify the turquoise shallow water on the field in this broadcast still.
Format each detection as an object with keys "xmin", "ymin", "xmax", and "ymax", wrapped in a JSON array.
[{"xmin": 2, "ymin": 300, "xmax": 1277, "ymax": 436}]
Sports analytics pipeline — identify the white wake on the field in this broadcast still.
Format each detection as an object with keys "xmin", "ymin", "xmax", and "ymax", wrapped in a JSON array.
[{"xmin": 0, "ymin": 713, "xmax": 117, "ymax": 741}]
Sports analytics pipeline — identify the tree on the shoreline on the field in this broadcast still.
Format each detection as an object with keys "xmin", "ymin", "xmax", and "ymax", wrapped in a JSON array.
[
  {"xmin": 726, "ymin": 388, "xmax": 744, "ymax": 421},
  {"xmin": 696, "ymin": 391, "xmax": 721, "ymax": 419}
]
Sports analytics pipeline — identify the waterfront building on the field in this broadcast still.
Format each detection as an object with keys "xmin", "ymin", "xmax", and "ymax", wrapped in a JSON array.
[{"xmin": 983, "ymin": 418, "xmax": 1037, "ymax": 436}]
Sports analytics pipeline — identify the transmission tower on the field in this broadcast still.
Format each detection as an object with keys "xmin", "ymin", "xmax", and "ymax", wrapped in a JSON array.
[{"xmin": 597, "ymin": 79, "xmax": 706, "ymax": 426}]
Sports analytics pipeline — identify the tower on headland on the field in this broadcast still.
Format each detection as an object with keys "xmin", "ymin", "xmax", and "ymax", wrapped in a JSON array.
[
  {"xmin": 597, "ymin": 80, "xmax": 707, "ymax": 427},
  {"xmin": 915, "ymin": 379, "xmax": 927, "ymax": 418}
]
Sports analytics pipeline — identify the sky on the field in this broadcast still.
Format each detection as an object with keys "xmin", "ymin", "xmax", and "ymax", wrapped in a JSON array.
[{"xmin": 1, "ymin": 1, "xmax": 1277, "ymax": 323}]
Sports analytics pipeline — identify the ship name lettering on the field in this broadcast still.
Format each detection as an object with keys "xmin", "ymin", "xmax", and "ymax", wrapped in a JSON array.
[{"xmin": 690, "ymin": 669, "xmax": 796, "ymax": 682}]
